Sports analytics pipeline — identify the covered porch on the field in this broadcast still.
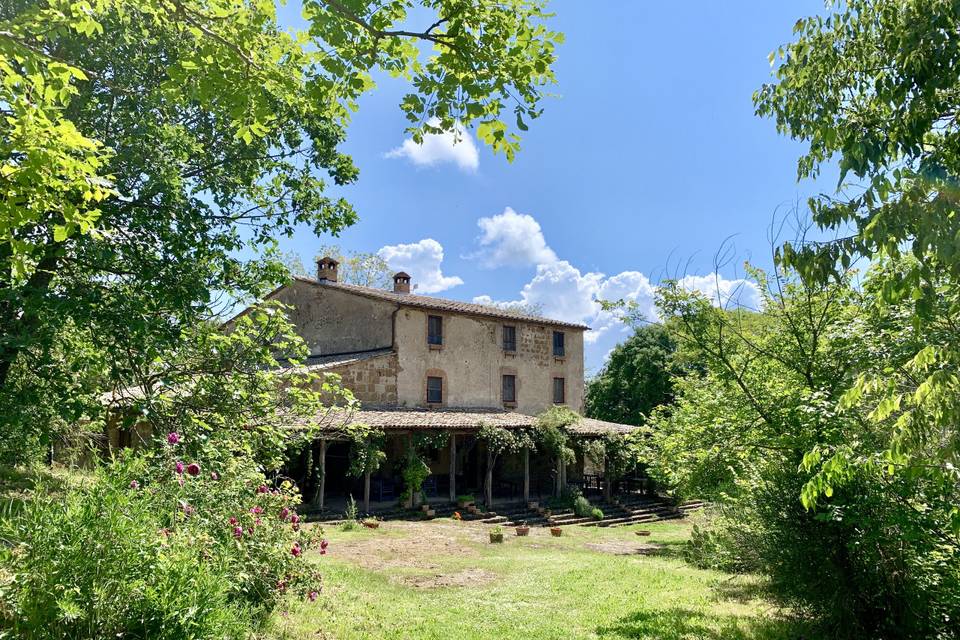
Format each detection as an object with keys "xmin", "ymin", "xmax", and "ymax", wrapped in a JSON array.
[{"xmin": 283, "ymin": 408, "xmax": 641, "ymax": 518}]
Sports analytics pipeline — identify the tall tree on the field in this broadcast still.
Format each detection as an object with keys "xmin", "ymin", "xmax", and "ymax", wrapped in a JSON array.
[
  {"xmin": 0, "ymin": 0, "xmax": 562, "ymax": 453},
  {"xmin": 584, "ymin": 324, "xmax": 677, "ymax": 426},
  {"xmin": 754, "ymin": 0, "xmax": 960, "ymax": 527}
]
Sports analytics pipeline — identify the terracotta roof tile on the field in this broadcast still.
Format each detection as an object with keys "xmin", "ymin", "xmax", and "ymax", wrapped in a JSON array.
[
  {"xmin": 292, "ymin": 276, "xmax": 589, "ymax": 330},
  {"xmin": 286, "ymin": 406, "xmax": 637, "ymax": 436}
]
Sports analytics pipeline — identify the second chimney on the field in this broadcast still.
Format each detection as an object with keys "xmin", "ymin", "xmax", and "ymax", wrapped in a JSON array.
[
  {"xmin": 393, "ymin": 272, "xmax": 411, "ymax": 294},
  {"xmin": 316, "ymin": 256, "xmax": 339, "ymax": 282}
]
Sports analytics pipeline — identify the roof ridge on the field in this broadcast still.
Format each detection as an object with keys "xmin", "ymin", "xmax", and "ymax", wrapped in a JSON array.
[{"xmin": 292, "ymin": 275, "xmax": 589, "ymax": 330}]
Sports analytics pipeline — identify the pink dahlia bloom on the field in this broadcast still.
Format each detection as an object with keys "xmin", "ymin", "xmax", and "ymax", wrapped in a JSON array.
[
  {"xmin": 229, "ymin": 516, "xmax": 238, "ymax": 525},
  {"xmin": 308, "ymin": 591, "xmax": 318, "ymax": 602},
  {"xmin": 186, "ymin": 463, "xmax": 200, "ymax": 477},
  {"xmin": 129, "ymin": 480, "xmax": 139, "ymax": 490},
  {"xmin": 167, "ymin": 432, "xmax": 180, "ymax": 445},
  {"xmin": 233, "ymin": 526, "xmax": 243, "ymax": 538},
  {"xmin": 279, "ymin": 507, "xmax": 290, "ymax": 521},
  {"xmin": 210, "ymin": 471, "xmax": 219, "ymax": 480},
  {"xmin": 257, "ymin": 485, "xmax": 268, "ymax": 494},
  {"xmin": 291, "ymin": 543, "xmax": 302, "ymax": 557},
  {"xmin": 175, "ymin": 461, "xmax": 185, "ymax": 475}
]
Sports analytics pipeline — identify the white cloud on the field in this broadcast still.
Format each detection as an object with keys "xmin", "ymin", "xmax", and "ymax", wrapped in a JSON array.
[
  {"xmin": 384, "ymin": 119, "xmax": 479, "ymax": 172},
  {"xmin": 471, "ymin": 207, "xmax": 558, "ymax": 268},
  {"xmin": 377, "ymin": 238, "xmax": 464, "ymax": 294},
  {"xmin": 468, "ymin": 209, "xmax": 763, "ymax": 369},
  {"xmin": 677, "ymin": 273, "xmax": 762, "ymax": 310}
]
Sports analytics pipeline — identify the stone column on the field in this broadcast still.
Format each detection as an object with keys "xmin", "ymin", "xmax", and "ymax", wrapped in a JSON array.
[
  {"xmin": 448, "ymin": 434, "xmax": 457, "ymax": 503},
  {"xmin": 522, "ymin": 446, "xmax": 530, "ymax": 503},
  {"xmin": 313, "ymin": 439, "xmax": 327, "ymax": 510}
]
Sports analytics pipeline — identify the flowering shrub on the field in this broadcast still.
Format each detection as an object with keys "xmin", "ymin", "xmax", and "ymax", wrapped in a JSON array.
[{"xmin": 0, "ymin": 440, "xmax": 325, "ymax": 639}]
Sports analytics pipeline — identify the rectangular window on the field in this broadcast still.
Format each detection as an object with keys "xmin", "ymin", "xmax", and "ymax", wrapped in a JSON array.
[
  {"xmin": 428, "ymin": 315, "xmax": 443, "ymax": 346},
  {"xmin": 502, "ymin": 325, "xmax": 516, "ymax": 352},
  {"xmin": 426, "ymin": 376, "xmax": 443, "ymax": 403},
  {"xmin": 553, "ymin": 331, "xmax": 565, "ymax": 357},
  {"xmin": 553, "ymin": 377, "xmax": 565, "ymax": 404},
  {"xmin": 502, "ymin": 374, "xmax": 516, "ymax": 404}
]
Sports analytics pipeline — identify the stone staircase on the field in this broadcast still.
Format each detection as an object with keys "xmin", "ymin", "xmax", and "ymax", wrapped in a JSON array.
[{"xmin": 302, "ymin": 494, "xmax": 705, "ymax": 528}]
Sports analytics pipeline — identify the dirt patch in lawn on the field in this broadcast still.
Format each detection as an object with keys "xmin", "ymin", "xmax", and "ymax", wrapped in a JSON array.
[
  {"xmin": 395, "ymin": 568, "xmax": 496, "ymax": 589},
  {"xmin": 329, "ymin": 520, "xmax": 485, "ymax": 572},
  {"xmin": 584, "ymin": 541, "xmax": 666, "ymax": 556}
]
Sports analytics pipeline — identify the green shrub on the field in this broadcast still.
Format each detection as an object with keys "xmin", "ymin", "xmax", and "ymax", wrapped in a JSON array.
[
  {"xmin": 572, "ymin": 495, "xmax": 592, "ymax": 518},
  {"xmin": 0, "ymin": 442, "xmax": 325, "ymax": 639},
  {"xmin": 590, "ymin": 507, "xmax": 604, "ymax": 520},
  {"xmin": 341, "ymin": 494, "xmax": 358, "ymax": 531}
]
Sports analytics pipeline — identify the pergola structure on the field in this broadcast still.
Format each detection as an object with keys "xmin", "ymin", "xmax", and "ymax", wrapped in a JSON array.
[{"xmin": 289, "ymin": 407, "xmax": 637, "ymax": 514}]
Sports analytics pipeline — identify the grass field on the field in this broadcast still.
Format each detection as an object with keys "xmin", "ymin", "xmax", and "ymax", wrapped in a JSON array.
[{"xmin": 267, "ymin": 518, "xmax": 806, "ymax": 640}]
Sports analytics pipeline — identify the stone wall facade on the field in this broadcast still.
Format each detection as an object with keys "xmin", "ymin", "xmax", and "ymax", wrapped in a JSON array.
[
  {"xmin": 327, "ymin": 352, "xmax": 399, "ymax": 405},
  {"xmin": 394, "ymin": 308, "xmax": 584, "ymax": 414}
]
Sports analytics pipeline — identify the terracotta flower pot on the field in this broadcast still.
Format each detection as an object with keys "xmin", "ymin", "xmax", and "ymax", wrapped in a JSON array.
[
  {"xmin": 635, "ymin": 530, "xmax": 651, "ymax": 537},
  {"xmin": 458, "ymin": 500, "xmax": 473, "ymax": 508},
  {"xmin": 467, "ymin": 506, "xmax": 478, "ymax": 514},
  {"xmin": 362, "ymin": 521, "xmax": 380, "ymax": 529},
  {"xmin": 515, "ymin": 526, "xmax": 530, "ymax": 537},
  {"xmin": 550, "ymin": 527, "xmax": 562, "ymax": 537},
  {"xmin": 424, "ymin": 509, "xmax": 435, "ymax": 518},
  {"xmin": 489, "ymin": 532, "xmax": 504, "ymax": 543}
]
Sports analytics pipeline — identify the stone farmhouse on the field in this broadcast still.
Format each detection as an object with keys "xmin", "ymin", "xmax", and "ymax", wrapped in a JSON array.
[{"xmin": 245, "ymin": 256, "xmax": 639, "ymax": 515}]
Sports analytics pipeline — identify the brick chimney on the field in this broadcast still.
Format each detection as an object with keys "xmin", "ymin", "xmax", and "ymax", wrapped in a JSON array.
[
  {"xmin": 393, "ymin": 271, "xmax": 411, "ymax": 294},
  {"xmin": 316, "ymin": 256, "xmax": 339, "ymax": 282}
]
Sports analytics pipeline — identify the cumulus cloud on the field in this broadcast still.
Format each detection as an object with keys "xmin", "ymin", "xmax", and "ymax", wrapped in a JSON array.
[
  {"xmin": 469, "ymin": 211, "xmax": 763, "ymax": 363},
  {"xmin": 470, "ymin": 207, "xmax": 558, "ymax": 268},
  {"xmin": 377, "ymin": 238, "xmax": 464, "ymax": 294},
  {"xmin": 384, "ymin": 120, "xmax": 479, "ymax": 172},
  {"xmin": 676, "ymin": 273, "xmax": 762, "ymax": 310}
]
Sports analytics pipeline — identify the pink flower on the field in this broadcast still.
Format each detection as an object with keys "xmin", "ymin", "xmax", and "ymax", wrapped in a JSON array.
[
  {"xmin": 250, "ymin": 506, "xmax": 263, "ymax": 515},
  {"xmin": 320, "ymin": 539, "xmax": 329, "ymax": 551},
  {"xmin": 175, "ymin": 461, "xmax": 184, "ymax": 475},
  {"xmin": 254, "ymin": 517, "xmax": 262, "ymax": 526},
  {"xmin": 257, "ymin": 485, "xmax": 268, "ymax": 494},
  {"xmin": 291, "ymin": 543, "xmax": 302, "ymax": 557},
  {"xmin": 129, "ymin": 480, "xmax": 139, "ymax": 490},
  {"xmin": 167, "ymin": 432, "xmax": 180, "ymax": 445},
  {"xmin": 279, "ymin": 507, "xmax": 290, "ymax": 521},
  {"xmin": 247, "ymin": 526, "xmax": 254, "ymax": 534},
  {"xmin": 290, "ymin": 513, "xmax": 300, "ymax": 524},
  {"xmin": 210, "ymin": 471, "xmax": 219, "ymax": 480},
  {"xmin": 233, "ymin": 526, "xmax": 243, "ymax": 538},
  {"xmin": 308, "ymin": 590, "xmax": 318, "ymax": 601},
  {"xmin": 186, "ymin": 463, "xmax": 200, "ymax": 477},
  {"xmin": 229, "ymin": 516, "xmax": 238, "ymax": 526}
]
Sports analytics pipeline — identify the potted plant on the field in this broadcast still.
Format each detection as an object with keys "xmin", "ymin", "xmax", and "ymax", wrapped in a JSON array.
[
  {"xmin": 527, "ymin": 501, "xmax": 539, "ymax": 510},
  {"xmin": 489, "ymin": 526, "xmax": 504, "ymax": 544},
  {"xmin": 467, "ymin": 504, "xmax": 479, "ymax": 515},
  {"xmin": 457, "ymin": 494, "xmax": 475, "ymax": 508},
  {"xmin": 515, "ymin": 521, "xmax": 530, "ymax": 536},
  {"xmin": 550, "ymin": 526, "xmax": 562, "ymax": 537},
  {"xmin": 424, "ymin": 508, "xmax": 435, "ymax": 518}
]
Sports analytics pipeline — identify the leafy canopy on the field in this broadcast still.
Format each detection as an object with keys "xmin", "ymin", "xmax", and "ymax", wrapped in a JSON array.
[{"xmin": 0, "ymin": 0, "xmax": 562, "ymax": 454}]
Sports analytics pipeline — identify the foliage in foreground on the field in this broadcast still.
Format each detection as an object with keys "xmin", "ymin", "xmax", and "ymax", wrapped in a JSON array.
[
  {"xmin": 0, "ymin": 441, "xmax": 326, "ymax": 640},
  {"xmin": 645, "ymin": 266, "xmax": 960, "ymax": 638},
  {"xmin": 0, "ymin": 0, "xmax": 562, "ymax": 464}
]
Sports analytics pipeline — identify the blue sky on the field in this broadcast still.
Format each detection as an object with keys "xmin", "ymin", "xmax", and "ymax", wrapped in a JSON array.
[{"xmin": 274, "ymin": 1, "xmax": 838, "ymax": 373}]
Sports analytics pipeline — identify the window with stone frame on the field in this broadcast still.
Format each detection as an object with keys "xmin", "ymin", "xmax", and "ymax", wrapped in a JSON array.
[{"xmin": 502, "ymin": 374, "xmax": 517, "ymax": 404}]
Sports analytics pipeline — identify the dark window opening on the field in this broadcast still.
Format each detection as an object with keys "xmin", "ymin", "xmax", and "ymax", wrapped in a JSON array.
[
  {"xmin": 502, "ymin": 325, "xmax": 517, "ymax": 352},
  {"xmin": 427, "ymin": 376, "xmax": 443, "ymax": 403},
  {"xmin": 502, "ymin": 374, "xmax": 516, "ymax": 404},
  {"xmin": 428, "ymin": 315, "xmax": 443, "ymax": 346},
  {"xmin": 553, "ymin": 377, "xmax": 565, "ymax": 404},
  {"xmin": 553, "ymin": 331, "xmax": 565, "ymax": 357}
]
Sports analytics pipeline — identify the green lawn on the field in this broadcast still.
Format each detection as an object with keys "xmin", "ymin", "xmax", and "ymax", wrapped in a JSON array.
[{"xmin": 267, "ymin": 518, "xmax": 805, "ymax": 640}]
